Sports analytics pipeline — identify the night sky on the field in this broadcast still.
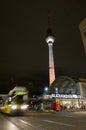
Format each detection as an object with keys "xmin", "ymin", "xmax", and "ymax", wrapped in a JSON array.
[{"xmin": 0, "ymin": 0, "xmax": 86, "ymax": 93}]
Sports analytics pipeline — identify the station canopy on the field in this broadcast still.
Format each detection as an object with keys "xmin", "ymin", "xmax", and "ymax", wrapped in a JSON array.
[{"xmin": 50, "ymin": 76, "xmax": 80, "ymax": 95}]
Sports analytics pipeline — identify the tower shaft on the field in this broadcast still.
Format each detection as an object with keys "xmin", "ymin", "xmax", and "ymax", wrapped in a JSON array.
[
  {"xmin": 45, "ymin": 27, "xmax": 55, "ymax": 87},
  {"xmin": 48, "ymin": 44, "xmax": 55, "ymax": 86}
]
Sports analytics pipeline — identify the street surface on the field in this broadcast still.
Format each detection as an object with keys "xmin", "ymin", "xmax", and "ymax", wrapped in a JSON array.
[{"xmin": 0, "ymin": 110, "xmax": 86, "ymax": 130}]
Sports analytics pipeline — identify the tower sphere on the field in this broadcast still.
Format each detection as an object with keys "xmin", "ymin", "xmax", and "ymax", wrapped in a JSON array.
[{"xmin": 45, "ymin": 35, "xmax": 55, "ymax": 44}]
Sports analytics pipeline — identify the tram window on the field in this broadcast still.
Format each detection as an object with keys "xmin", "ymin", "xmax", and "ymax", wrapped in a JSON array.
[
  {"xmin": 12, "ymin": 95, "xmax": 24, "ymax": 104},
  {"xmin": 8, "ymin": 97, "xmax": 12, "ymax": 102}
]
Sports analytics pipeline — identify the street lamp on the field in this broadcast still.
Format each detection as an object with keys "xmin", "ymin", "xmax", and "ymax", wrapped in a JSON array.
[
  {"xmin": 44, "ymin": 86, "xmax": 49, "ymax": 95},
  {"xmin": 55, "ymin": 87, "xmax": 58, "ymax": 93}
]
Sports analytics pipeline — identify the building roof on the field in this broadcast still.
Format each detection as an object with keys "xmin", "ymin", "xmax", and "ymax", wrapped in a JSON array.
[{"xmin": 50, "ymin": 76, "xmax": 80, "ymax": 95}]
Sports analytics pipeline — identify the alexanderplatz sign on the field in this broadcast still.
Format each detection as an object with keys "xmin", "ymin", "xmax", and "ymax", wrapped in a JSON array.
[{"xmin": 51, "ymin": 94, "xmax": 81, "ymax": 99}]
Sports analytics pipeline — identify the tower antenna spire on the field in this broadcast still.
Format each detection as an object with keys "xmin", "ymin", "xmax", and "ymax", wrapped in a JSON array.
[
  {"xmin": 47, "ymin": 10, "xmax": 53, "ymax": 36},
  {"xmin": 48, "ymin": 10, "xmax": 51, "ymax": 29}
]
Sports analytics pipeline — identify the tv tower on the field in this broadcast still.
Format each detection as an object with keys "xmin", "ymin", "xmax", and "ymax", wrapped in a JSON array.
[{"xmin": 45, "ymin": 14, "xmax": 55, "ymax": 87}]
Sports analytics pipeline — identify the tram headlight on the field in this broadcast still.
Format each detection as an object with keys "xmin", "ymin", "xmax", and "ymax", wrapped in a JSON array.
[
  {"xmin": 11, "ymin": 105, "xmax": 17, "ymax": 110},
  {"xmin": 21, "ymin": 105, "xmax": 28, "ymax": 110}
]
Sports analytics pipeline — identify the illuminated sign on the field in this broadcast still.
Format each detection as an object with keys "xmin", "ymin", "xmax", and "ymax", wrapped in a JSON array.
[
  {"xmin": 51, "ymin": 94, "xmax": 81, "ymax": 99},
  {"xmin": 15, "ymin": 91, "xmax": 26, "ymax": 95}
]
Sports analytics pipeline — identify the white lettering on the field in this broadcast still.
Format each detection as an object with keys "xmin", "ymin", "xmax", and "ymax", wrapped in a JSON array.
[{"xmin": 51, "ymin": 94, "xmax": 81, "ymax": 99}]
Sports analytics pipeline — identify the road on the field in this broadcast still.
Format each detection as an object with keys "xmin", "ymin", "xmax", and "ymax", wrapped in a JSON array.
[{"xmin": 0, "ymin": 110, "xmax": 86, "ymax": 130}]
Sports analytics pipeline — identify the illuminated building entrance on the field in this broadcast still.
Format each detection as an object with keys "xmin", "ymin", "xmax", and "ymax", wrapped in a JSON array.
[{"xmin": 50, "ymin": 76, "xmax": 86, "ymax": 109}]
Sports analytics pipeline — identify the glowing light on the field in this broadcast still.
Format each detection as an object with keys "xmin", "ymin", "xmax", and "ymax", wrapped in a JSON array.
[
  {"xmin": 21, "ymin": 105, "xmax": 28, "ymax": 109},
  {"xmin": 45, "ymin": 87, "xmax": 48, "ymax": 91},
  {"xmin": 45, "ymin": 36, "xmax": 55, "ymax": 44},
  {"xmin": 15, "ymin": 91, "xmax": 26, "ymax": 95},
  {"xmin": 11, "ymin": 105, "xmax": 17, "ymax": 110},
  {"xmin": 51, "ymin": 94, "xmax": 81, "ymax": 99}
]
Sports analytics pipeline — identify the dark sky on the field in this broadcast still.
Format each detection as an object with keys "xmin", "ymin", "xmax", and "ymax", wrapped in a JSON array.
[{"xmin": 0, "ymin": 0, "xmax": 86, "ymax": 91}]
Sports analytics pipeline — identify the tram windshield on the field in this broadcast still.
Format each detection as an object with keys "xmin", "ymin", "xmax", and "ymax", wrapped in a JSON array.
[
  {"xmin": 8, "ymin": 92, "xmax": 27, "ymax": 104},
  {"xmin": 12, "ymin": 95, "xmax": 24, "ymax": 104}
]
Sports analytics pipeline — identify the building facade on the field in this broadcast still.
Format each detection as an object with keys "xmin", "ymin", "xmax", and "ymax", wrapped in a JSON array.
[{"xmin": 50, "ymin": 76, "xmax": 86, "ymax": 109}]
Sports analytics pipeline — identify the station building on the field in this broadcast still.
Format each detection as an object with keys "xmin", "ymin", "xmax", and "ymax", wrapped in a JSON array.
[{"xmin": 50, "ymin": 76, "xmax": 86, "ymax": 109}]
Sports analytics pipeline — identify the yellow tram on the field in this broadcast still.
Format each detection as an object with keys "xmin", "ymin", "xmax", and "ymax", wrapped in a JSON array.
[{"xmin": 0, "ymin": 86, "xmax": 28, "ymax": 115}]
